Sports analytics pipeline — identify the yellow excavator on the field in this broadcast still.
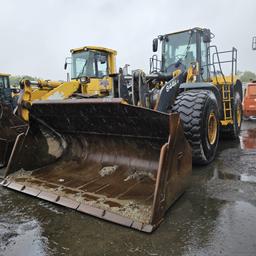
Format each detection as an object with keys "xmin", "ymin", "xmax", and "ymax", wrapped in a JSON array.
[{"xmin": 1, "ymin": 28, "xmax": 242, "ymax": 232}]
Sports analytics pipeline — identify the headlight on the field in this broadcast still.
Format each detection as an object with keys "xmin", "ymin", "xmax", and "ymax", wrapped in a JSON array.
[{"xmin": 79, "ymin": 76, "xmax": 90, "ymax": 84}]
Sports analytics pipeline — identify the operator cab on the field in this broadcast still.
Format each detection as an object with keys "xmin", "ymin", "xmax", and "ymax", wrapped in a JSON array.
[
  {"xmin": 0, "ymin": 73, "xmax": 13, "ymax": 107},
  {"xmin": 65, "ymin": 46, "xmax": 117, "ymax": 96},
  {"xmin": 70, "ymin": 49, "xmax": 109, "ymax": 79},
  {"xmin": 152, "ymin": 28, "xmax": 212, "ymax": 82}
]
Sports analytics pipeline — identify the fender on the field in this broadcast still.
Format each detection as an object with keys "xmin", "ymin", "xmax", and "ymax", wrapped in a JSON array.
[{"xmin": 179, "ymin": 82, "xmax": 223, "ymax": 114}]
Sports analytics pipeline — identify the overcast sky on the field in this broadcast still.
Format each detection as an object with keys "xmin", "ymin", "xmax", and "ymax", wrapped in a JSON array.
[{"xmin": 0, "ymin": 0, "xmax": 255, "ymax": 80}]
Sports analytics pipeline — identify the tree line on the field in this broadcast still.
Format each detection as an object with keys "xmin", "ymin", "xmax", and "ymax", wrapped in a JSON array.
[
  {"xmin": 9, "ymin": 75, "xmax": 40, "ymax": 88},
  {"xmin": 238, "ymin": 71, "xmax": 256, "ymax": 82}
]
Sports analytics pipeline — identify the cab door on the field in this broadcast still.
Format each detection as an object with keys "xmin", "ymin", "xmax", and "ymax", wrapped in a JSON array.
[{"xmin": 86, "ymin": 52, "xmax": 113, "ymax": 96}]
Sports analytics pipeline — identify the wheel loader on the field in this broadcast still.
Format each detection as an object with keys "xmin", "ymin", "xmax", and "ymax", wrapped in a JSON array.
[
  {"xmin": 122, "ymin": 27, "xmax": 243, "ymax": 164},
  {"xmin": 0, "ymin": 73, "xmax": 14, "ymax": 108},
  {"xmin": 0, "ymin": 27, "xmax": 242, "ymax": 232},
  {"xmin": 17, "ymin": 46, "xmax": 117, "ymax": 121},
  {"xmin": 0, "ymin": 46, "xmax": 117, "ymax": 170},
  {"xmin": 0, "ymin": 73, "xmax": 27, "ymax": 168}
]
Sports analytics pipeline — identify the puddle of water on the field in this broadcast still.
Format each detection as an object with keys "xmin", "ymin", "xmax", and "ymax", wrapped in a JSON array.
[
  {"xmin": 217, "ymin": 171, "xmax": 256, "ymax": 184},
  {"xmin": 0, "ymin": 120, "xmax": 255, "ymax": 256},
  {"xmin": 0, "ymin": 219, "xmax": 48, "ymax": 256},
  {"xmin": 182, "ymin": 201, "xmax": 256, "ymax": 256},
  {"xmin": 240, "ymin": 124, "xmax": 256, "ymax": 150},
  {"xmin": 240, "ymin": 174, "xmax": 256, "ymax": 183}
]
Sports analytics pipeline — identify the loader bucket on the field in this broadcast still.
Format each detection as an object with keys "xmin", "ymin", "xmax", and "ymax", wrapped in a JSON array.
[{"xmin": 1, "ymin": 99, "xmax": 192, "ymax": 232}]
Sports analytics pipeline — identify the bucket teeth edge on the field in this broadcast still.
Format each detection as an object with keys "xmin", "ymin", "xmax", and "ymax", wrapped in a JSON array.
[{"xmin": 2, "ymin": 182, "xmax": 156, "ymax": 233}]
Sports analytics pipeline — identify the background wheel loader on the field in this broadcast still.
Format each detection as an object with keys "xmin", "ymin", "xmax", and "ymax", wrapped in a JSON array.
[
  {"xmin": 0, "ymin": 73, "xmax": 28, "ymax": 169},
  {"xmin": 0, "ymin": 46, "xmax": 118, "ymax": 172},
  {"xmin": 0, "ymin": 27, "xmax": 242, "ymax": 232},
  {"xmin": 0, "ymin": 73, "xmax": 15, "ymax": 108},
  {"xmin": 17, "ymin": 46, "xmax": 118, "ymax": 121}
]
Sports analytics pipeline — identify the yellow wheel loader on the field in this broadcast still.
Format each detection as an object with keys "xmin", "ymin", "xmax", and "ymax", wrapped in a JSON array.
[
  {"xmin": 0, "ymin": 73, "xmax": 28, "ymax": 170},
  {"xmin": 0, "ymin": 46, "xmax": 117, "ymax": 169},
  {"xmin": 136, "ymin": 27, "xmax": 243, "ymax": 164},
  {"xmin": 18, "ymin": 46, "xmax": 117, "ymax": 121}
]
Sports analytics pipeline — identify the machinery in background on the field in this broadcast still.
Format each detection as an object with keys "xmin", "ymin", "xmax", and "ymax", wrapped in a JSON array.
[
  {"xmin": 0, "ymin": 73, "xmax": 28, "ymax": 168},
  {"xmin": 0, "ymin": 73, "xmax": 15, "ymax": 108},
  {"xmin": 243, "ymin": 36, "xmax": 256, "ymax": 119},
  {"xmin": 18, "ymin": 46, "xmax": 117, "ymax": 121},
  {"xmin": 243, "ymin": 81, "xmax": 256, "ymax": 119}
]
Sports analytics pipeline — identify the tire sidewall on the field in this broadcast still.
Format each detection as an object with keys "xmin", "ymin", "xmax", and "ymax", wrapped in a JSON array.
[
  {"xmin": 201, "ymin": 94, "xmax": 220, "ymax": 163},
  {"xmin": 232, "ymin": 92, "xmax": 242, "ymax": 138}
]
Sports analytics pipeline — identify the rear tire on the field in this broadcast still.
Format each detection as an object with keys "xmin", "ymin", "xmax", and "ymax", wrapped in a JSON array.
[
  {"xmin": 220, "ymin": 91, "xmax": 243, "ymax": 139},
  {"xmin": 172, "ymin": 90, "xmax": 220, "ymax": 165},
  {"xmin": 229, "ymin": 92, "xmax": 242, "ymax": 139}
]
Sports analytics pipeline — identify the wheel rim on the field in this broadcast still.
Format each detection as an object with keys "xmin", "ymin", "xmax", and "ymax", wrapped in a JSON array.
[
  {"xmin": 236, "ymin": 104, "xmax": 242, "ymax": 128},
  {"xmin": 208, "ymin": 112, "xmax": 218, "ymax": 145}
]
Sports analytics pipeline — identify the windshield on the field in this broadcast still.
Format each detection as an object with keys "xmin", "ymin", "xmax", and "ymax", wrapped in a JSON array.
[
  {"xmin": 0, "ymin": 76, "xmax": 9, "ymax": 89},
  {"xmin": 162, "ymin": 31, "xmax": 196, "ymax": 73},
  {"xmin": 71, "ymin": 50, "xmax": 108, "ymax": 79}
]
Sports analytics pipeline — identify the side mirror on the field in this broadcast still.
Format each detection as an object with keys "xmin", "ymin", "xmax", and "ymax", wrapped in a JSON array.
[
  {"xmin": 153, "ymin": 38, "xmax": 158, "ymax": 52},
  {"xmin": 64, "ymin": 57, "xmax": 71, "ymax": 70},
  {"xmin": 203, "ymin": 29, "xmax": 211, "ymax": 43}
]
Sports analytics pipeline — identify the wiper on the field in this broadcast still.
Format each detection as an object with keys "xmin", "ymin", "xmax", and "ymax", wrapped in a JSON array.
[
  {"xmin": 173, "ymin": 32, "xmax": 194, "ymax": 67},
  {"xmin": 183, "ymin": 32, "xmax": 193, "ymax": 60},
  {"xmin": 77, "ymin": 60, "xmax": 87, "ymax": 78}
]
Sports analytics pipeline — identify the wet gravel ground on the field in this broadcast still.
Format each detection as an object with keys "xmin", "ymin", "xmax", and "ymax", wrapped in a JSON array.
[{"xmin": 0, "ymin": 121, "xmax": 256, "ymax": 256}]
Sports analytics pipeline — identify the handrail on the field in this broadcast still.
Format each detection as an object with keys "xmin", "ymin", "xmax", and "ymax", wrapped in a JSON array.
[
  {"xmin": 149, "ymin": 54, "xmax": 161, "ymax": 74},
  {"xmin": 204, "ymin": 45, "xmax": 237, "ymax": 85}
]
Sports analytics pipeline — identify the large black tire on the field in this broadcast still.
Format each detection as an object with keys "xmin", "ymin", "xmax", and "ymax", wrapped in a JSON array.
[{"xmin": 172, "ymin": 90, "xmax": 220, "ymax": 165}]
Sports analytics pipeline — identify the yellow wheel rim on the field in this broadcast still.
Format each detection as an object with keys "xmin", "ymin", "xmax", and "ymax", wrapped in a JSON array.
[
  {"xmin": 208, "ymin": 112, "xmax": 218, "ymax": 145},
  {"xmin": 237, "ymin": 104, "xmax": 242, "ymax": 128}
]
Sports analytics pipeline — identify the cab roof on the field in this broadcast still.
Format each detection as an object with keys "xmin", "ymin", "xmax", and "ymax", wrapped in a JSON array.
[
  {"xmin": 161, "ymin": 27, "xmax": 207, "ymax": 37},
  {"xmin": 0, "ymin": 73, "xmax": 11, "ymax": 77},
  {"xmin": 70, "ymin": 46, "xmax": 117, "ymax": 55}
]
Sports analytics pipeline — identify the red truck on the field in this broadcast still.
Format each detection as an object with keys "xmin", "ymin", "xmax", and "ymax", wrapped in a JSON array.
[{"xmin": 243, "ymin": 81, "xmax": 256, "ymax": 119}]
